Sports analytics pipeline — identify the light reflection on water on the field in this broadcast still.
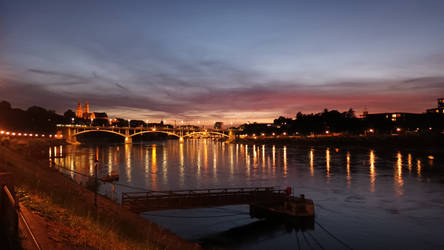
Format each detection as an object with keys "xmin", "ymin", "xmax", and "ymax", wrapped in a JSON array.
[
  {"xmin": 346, "ymin": 151, "xmax": 351, "ymax": 186},
  {"xmin": 50, "ymin": 140, "xmax": 444, "ymax": 250},
  {"xmin": 417, "ymin": 159, "xmax": 422, "ymax": 179},
  {"xmin": 370, "ymin": 150, "xmax": 375, "ymax": 192},
  {"xmin": 326, "ymin": 148, "xmax": 330, "ymax": 182}
]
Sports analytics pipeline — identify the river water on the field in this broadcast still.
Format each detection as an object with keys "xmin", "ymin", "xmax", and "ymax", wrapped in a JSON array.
[{"xmin": 50, "ymin": 139, "xmax": 444, "ymax": 250}]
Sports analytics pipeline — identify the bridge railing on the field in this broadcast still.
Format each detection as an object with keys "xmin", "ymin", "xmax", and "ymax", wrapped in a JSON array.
[{"xmin": 58, "ymin": 124, "xmax": 234, "ymax": 131}]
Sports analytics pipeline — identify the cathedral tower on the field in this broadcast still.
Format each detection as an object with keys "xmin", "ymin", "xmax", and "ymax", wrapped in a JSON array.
[
  {"xmin": 76, "ymin": 101, "xmax": 83, "ymax": 118},
  {"xmin": 84, "ymin": 101, "xmax": 90, "ymax": 114}
]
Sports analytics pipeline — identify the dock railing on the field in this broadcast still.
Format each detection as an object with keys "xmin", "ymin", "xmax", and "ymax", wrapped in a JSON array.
[
  {"xmin": 1, "ymin": 184, "xmax": 19, "ymax": 248},
  {"xmin": 1, "ymin": 174, "xmax": 41, "ymax": 250},
  {"xmin": 122, "ymin": 186, "xmax": 288, "ymax": 212}
]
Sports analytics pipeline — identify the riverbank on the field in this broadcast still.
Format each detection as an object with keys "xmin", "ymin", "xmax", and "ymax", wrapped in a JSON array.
[
  {"xmin": 0, "ymin": 144, "xmax": 201, "ymax": 250},
  {"xmin": 233, "ymin": 134, "xmax": 444, "ymax": 152}
]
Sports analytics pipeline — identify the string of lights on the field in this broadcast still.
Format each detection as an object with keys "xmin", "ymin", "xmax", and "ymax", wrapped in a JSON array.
[{"xmin": 0, "ymin": 130, "xmax": 63, "ymax": 138}]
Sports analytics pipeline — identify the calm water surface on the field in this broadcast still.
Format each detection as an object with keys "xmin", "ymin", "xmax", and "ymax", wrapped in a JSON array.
[{"xmin": 51, "ymin": 139, "xmax": 444, "ymax": 250}]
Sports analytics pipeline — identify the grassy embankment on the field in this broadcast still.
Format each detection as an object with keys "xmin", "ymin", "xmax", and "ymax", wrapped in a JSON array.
[{"xmin": 0, "ymin": 141, "xmax": 200, "ymax": 250}]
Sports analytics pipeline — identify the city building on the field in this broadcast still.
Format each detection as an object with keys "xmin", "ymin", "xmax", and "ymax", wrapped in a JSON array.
[
  {"xmin": 91, "ymin": 112, "xmax": 108, "ymax": 120},
  {"xmin": 75, "ymin": 101, "xmax": 83, "ymax": 118},
  {"xmin": 75, "ymin": 101, "xmax": 100, "ymax": 120},
  {"xmin": 426, "ymin": 98, "xmax": 444, "ymax": 114},
  {"xmin": 214, "ymin": 122, "xmax": 223, "ymax": 129},
  {"xmin": 363, "ymin": 112, "xmax": 422, "ymax": 122}
]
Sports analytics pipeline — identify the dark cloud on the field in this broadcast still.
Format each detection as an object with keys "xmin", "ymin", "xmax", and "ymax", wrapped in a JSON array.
[
  {"xmin": 114, "ymin": 83, "xmax": 128, "ymax": 91},
  {"xmin": 1, "ymin": 73, "xmax": 443, "ymax": 121},
  {"xmin": 403, "ymin": 76, "xmax": 444, "ymax": 84},
  {"xmin": 28, "ymin": 69, "xmax": 85, "ymax": 80},
  {"xmin": 389, "ymin": 77, "xmax": 444, "ymax": 92}
]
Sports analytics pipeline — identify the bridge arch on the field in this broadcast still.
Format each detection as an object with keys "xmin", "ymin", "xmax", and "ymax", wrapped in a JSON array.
[
  {"xmin": 73, "ymin": 130, "xmax": 126, "ymax": 138},
  {"xmin": 129, "ymin": 131, "xmax": 180, "ymax": 138}
]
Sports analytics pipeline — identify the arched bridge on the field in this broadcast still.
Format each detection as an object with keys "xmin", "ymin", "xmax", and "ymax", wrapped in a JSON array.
[{"xmin": 57, "ymin": 125, "xmax": 236, "ymax": 144}]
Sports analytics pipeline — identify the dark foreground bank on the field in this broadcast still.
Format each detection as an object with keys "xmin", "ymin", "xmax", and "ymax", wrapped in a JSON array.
[{"xmin": 0, "ymin": 143, "xmax": 201, "ymax": 250}]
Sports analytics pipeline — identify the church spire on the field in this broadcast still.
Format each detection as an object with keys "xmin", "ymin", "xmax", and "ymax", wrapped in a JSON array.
[
  {"xmin": 84, "ymin": 101, "xmax": 90, "ymax": 114},
  {"xmin": 76, "ymin": 100, "xmax": 83, "ymax": 118}
]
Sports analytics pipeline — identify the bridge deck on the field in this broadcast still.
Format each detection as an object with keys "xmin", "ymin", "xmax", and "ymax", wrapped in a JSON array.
[{"xmin": 121, "ymin": 187, "xmax": 289, "ymax": 213}]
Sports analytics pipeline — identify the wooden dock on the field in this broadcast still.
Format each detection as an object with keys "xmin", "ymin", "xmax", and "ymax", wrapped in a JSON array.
[{"xmin": 121, "ymin": 187, "xmax": 314, "ymax": 218}]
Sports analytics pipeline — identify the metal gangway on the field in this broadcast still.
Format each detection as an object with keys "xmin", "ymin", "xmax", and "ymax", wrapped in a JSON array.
[{"xmin": 121, "ymin": 187, "xmax": 288, "ymax": 213}]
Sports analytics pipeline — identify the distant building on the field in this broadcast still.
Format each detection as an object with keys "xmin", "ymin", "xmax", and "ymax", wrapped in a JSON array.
[
  {"xmin": 178, "ymin": 125, "xmax": 200, "ymax": 130},
  {"xmin": 76, "ymin": 101, "xmax": 83, "ymax": 118},
  {"xmin": 75, "ymin": 101, "xmax": 101, "ymax": 120},
  {"xmin": 426, "ymin": 98, "xmax": 444, "ymax": 114},
  {"xmin": 129, "ymin": 119, "xmax": 145, "ymax": 127},
  {"xmin": 90, "ymin": 112, "xmax": 109, "ymax": 126},
  {"xmin": 363, "ymin": 112, "xmax": 421, "ymax": 122},
  {"xmin": 91, "ymin": 112, "xmax": 108, "ymax": 120},
  {"xmin": 214, "ymin": 122, "xmax": 223, "ymax": 129},
  {"xmin": 146, "ymin": 122, "xmax": 173, "ymax": 129}
]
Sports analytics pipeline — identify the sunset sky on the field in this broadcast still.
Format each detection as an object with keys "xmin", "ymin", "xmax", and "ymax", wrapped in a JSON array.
[{"xmin": 1, "ymin": 0, "xmax": 443, "ymax": 123}]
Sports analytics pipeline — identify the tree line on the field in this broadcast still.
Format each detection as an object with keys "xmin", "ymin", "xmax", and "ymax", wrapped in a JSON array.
[
  {"xmin": 240, "ymin": 108, "xmax": 444, "ymax": 136},
  {"xmin": 0, "ymin": 101, "xmax": 73, "ymax": 133}
]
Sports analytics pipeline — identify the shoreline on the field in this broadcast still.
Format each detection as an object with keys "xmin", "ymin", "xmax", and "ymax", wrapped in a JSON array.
[{"xmin": 0, "ymin": 143, "xmax": 201, "ymax": 250}]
